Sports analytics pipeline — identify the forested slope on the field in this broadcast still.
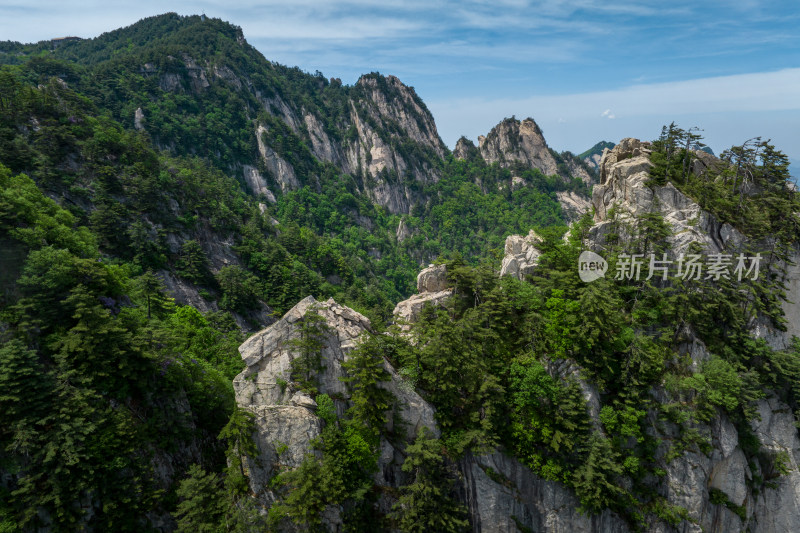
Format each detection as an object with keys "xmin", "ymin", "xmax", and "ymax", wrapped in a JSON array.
[
  {"xmin": 2, "ymin": 13, "xmax": 798, "ymax": 533},
  {"xmin": 0, "ymin": 13, "xmax": 588, "ymax": 531}
]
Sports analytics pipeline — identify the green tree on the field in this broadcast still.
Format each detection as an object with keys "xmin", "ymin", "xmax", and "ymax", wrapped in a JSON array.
[
  {"xmin": 176, "ymin": 240, "xmax": 210, "ymax": 283},
  {"xmin": 288, "ymin": 305, "xmax": 330, "ymax": 394},
  {"xmin": 215, "ymin": 265, "xmax": 261, "ymax": 313},
  {"xmin": 391, "ymin": 427, "xmax": 469, "ymax": 533},
  {"xmin": 133, "ymin": 270, "xmax": 172, "ymax": 319},
  {"xmin": 174, "ymin": 465, "xmax": 227, "ymax": 533},
  {"xmin": 341, "ymin": 334, "xmax": 396, "ymax": 443}
]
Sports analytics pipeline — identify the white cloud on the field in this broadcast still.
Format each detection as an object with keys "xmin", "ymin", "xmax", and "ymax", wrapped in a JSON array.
[{"xmin": 428, "ymin": 68, "xmax": 800, "ymax": 158}]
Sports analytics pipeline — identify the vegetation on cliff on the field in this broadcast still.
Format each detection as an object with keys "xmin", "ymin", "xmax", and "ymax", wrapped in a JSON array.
[{"xmin": 1, "ymin": 12, "xmax": 799, "ymax": 533}]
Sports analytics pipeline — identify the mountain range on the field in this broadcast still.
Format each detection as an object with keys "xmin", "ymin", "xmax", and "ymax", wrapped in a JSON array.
[{"xmin": 1, "ymin": 12, "xmax": 799, "ymax": 533}]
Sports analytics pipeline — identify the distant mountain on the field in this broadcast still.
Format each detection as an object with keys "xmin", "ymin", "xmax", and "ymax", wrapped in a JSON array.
[
  {"xmin": 3, "ymin": 13, "xmax": 799, "ymax": 533},
  {"xmin": 577, "ymin": 140, "xmax": 615, "ymax": 170},
  {"xmin": 454, "ymin": 117, "xmax": 596, "ymax": 220}
]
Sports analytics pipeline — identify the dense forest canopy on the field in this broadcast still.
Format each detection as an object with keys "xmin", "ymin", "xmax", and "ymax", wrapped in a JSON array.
[{"xmin": 1, "ymin": 12, "xmax": 799, "ymax": 533}]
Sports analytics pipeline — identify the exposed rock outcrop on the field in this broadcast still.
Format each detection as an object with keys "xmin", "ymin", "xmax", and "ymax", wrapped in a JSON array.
[
  {"xmin": 461, "ymin": 452, "xmax": 627, "ymax": 533},
  {"xmin": 478, "ymin": 117, "xmax": 560, "ymax": 177},
  {"xmin": 591, "ymin": 138, "xmax": 800, "ymax": 349},
  {"xmin": 242, "ymin": 164, "xmax": 276, "ymax": 203},
  {"xmin": 557, "ymin": 190, "xmax": 592, "ymax": 222},
  {"xmin": 393, "ymin": 264, "xmax": 453, "ymax": 328},
  {"xmin": 234, "ymin": 296, "xmax": 438, "ymax": 509},
  {"xmin": 236, "ymin": 293, "xmax": 632, "ymax": 532},
  {"xmin": 355, "ymin": 75, "xmax": 446, "ymax": 161},
  {"xmin": 500, "ymin": 230, "xmax": 543, "ymax": 279},
  {"xmin": 140, "ymin": 51, "xmax": 447, "ymax": 214},
  {"xmin": 256, "ymin": 124, "xmax": 299, "ymax": 193},
  {"xmin": 134, "ymin": 107, "xmax": 145, "ymax": 130},
  {"xmin": 591, "ymin": 138, "xmax": 743, "ymax": 256},
  {"xmin": 453, "ymin": 136, "xmax": 480, "ymax": 161},
  {"xmin": 396, "ymin": 218, "xmax": 413, "ymax": 242},
  {"xmin": 584, "ymin": 138, "xmax": 800, "ymax": 532}
]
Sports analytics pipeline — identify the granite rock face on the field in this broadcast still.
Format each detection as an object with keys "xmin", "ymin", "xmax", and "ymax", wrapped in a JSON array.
[
  {"xmin": 500, "ymin": 230, "xmax": 543, "ymax": 279},
  {"xmin": 478, "ymin": 117, "xmax": 560, "ymax": 177},
  {"xmin": 584, "ymin": 138, "xmax": 800, "ymax": 533},
  {"xmin": 233, "ymin": 296, "xmax": 438, "ymax": 510},
  {"xmin": 591, "ymin": 137, "xmax": 800, "ymax": 348},
  {"xmin": 255, "ymin": 75, "xmax": 447, "ymax": 214},
  {"xmin": 591, "ymin": 138, "xmax": 746, "ymax": 256},
  {"xmin": 460, "ymin": 452, "xmax": 628, "ymax": 533},
  {"xmin": 556, "ymin": 190, "xmax": 592, "ymax": 222},
  {"xmin": 393, "ymin": 264, "xmax": 453, "ymax": 328},
  {"xmin": 453, "ymin": 136, "xmax": 480, "ymax": 160}
]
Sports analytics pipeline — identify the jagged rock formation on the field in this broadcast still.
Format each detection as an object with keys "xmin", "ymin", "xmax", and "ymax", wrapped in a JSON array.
[
  {"xmin": 454, "ymin": 117, "xmax": 594, "ymax": 217},
  {"xmin": 591, "ymin": 138, "xmax": 800, "ymax": 347},
  {"xmin": 393, "ymin": 264, "xmax": 453, "ymax": 328},
  {"xmin": 478, "ymin": 117, "xmax": 560, "ymax": 176},
  {"xmin": 585, "ymin": 139, "xmax": 800, "ymax": 532},
  {"xmin": 138, "ymin": 42, "xmax": 447, "ymax": 215},
  {"xmin": 235, "ymin": 294, "xmax": 631, "ymax": 532},
  {"xmin": 591, "ymin": 138, "xmax": 744, "ymax": 256},
  {"xmin": 233, "ymin": 296, "xmax": 438, "ymax": 513},
  {"xmin": 499, "ymin": 230, "xmax": 543, "ymax": 280},
  {"xmin": 557, "ymin": 190, "xmax": 592, "ymax": 222},
  {"xmin": 256, "ymin": 124, "xmax": 299, "ymax": 193},
  {"xmin": 252, "ymin": 74, "xmax": 447, "ymax": 214},
  {"xmin": 453, "ymin": 136, "xmax": 481, "ymax": 160}
]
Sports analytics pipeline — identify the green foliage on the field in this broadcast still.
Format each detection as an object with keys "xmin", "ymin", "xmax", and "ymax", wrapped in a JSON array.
[
  {"xmin": 174, "ymin": 464, "xmax": 228, "ymax": 533},
  {"xmin": 176, "ymin": 240, "xmax": 210, "ymax": 283},
  {"xmin": 215, "ymin": 265, "xmax": 262, "ymax": 313},
  {"xmin": 269, "ymin": 392, "xmax": 379, "ymax": 531},
  {"xmin": 288, "ymin": 305, "xmax": 330, "ymax": 394},
  {"xmin": 341, "ymin": 334, "xmax": 397, "ymax": 443},
  {"xmin": 572, "ymin": 434, "xmax": 628, "ymax": 514},
  {"xmin": 509, "ymin": 357, "xmax": 590, "ymax": 481},
  {"xmin": 709, "ymin": 488, "xmax": 747, "ymax": 520},
  {"xmin": 390, "ymin": 428, "xmax": 469, "ymax": 533},
  {"xmin": 669, "ymin": 357, "xmax": 745, "ymax": 421},
  {"xmin": 0, "ymin": 160, "xmax": 238, "ymax": 529},
  {"xmin": 3, "ymin": 13, "xmax": 799, "ymax": 528}
]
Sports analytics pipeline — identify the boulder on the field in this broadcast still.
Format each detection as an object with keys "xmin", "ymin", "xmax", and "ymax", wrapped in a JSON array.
[
  {"xmin": 417, "ymin": 264, "xmax": 449, "ymax": 293},
  {"xmin": 500, "ymin": 230, "xmax": 543, "ymax": 279}
]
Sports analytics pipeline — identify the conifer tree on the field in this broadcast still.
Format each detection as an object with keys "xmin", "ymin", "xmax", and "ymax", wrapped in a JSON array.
[{"xmin": 391, "ymin": 427, "xmax": 469, "ymax": 533}]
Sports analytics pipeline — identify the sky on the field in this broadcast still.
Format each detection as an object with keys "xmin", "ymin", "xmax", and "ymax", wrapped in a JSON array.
[{"xmin": 2, "ymin": 1, "xmax": 799, "ymax": 168}]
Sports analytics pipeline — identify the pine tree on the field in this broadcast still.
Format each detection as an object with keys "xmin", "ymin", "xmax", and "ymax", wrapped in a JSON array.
[
  {"xmin": 340, "ymin": 334, "xmax": 396, "ymax": 443},
  {"xmin": 174, "ymin": 465, "xmax": 227, "ymax": 533},
  {"xmin": 391, "ymin": 427, "xmax": 469, "ymax": 533},
  {"xmin": 288, "ymin": 306, "xmax": 330, "ymax": 394},
  {"xmin": 176, "ymin": 240, "xmax": 210, "ymax": 283}
]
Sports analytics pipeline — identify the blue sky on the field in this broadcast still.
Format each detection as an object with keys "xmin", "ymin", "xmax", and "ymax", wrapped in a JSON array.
[{"xmin": 2, "ymin": 1, "xmax": 798, "ymax": 168}]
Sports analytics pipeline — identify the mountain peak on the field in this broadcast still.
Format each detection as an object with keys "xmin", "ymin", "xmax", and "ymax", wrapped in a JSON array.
[{"xmin": 477, "ymin": 115, "xmax": 559, "ymax": 176}]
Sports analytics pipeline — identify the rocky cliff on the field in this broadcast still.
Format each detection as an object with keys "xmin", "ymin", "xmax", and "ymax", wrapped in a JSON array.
[
  {"xmin": 234, "ymin": 294, "xmax": 632, "ymax": 533},
  {"xmin": 392, "ymin": 264, "xmax": 453, "ymax": 328},
  {"xmin": 233, "ymin": 296, "xmax": 438, "ymax": 517},
  {"xmin": 583, "ymin": 139, "xmax": 800, "ymax": 532},
  {"xmin": 112, "ymin": 24, "xmax": 447, "ymax": 215},
  {"xmin": 591, "ymin": 138, "xmax": 800, "ymax": 347},
  {"xmin": 454, "ymin": 117, "xmax": 595, "ymax": 219},
  {"xmin": 478, "ymin": 118, "xmax": 555, "ymax": 174},
  {"xmin": 255, "ymin": 74, "xmax": 448, "ymax": 214}
]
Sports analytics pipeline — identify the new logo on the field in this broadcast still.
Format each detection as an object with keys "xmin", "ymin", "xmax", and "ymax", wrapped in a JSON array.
[{"xmin": 578, "ymin": 251, "xmax": 608, "ymax": 282}]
